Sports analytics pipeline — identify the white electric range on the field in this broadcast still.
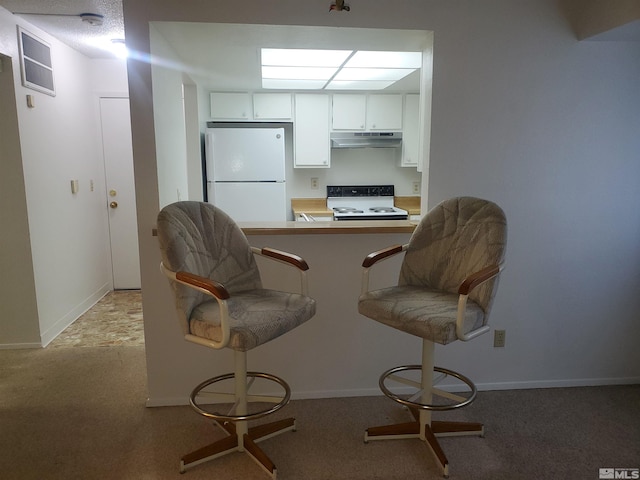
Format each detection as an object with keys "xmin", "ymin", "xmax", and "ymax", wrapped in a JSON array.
[{"xmin": 326, "ymin": 185, "xmax": 408, "ymax": 221}]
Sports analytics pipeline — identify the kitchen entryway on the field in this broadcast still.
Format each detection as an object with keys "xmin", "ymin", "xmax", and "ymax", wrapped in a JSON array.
[{"xmin": 48, "ymin": 291, "xmax": 143, "ymax": 348}]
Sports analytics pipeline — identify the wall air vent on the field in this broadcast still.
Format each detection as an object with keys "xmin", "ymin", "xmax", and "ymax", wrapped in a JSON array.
[{"xmin": 17, "ymin": 27, "xmax": 55, "ymax": 96}]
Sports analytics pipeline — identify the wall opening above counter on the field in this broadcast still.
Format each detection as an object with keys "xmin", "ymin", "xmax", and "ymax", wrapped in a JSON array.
[{"xmin": 150, "ymin": 22, "xmax": 431, "ymax": 221}]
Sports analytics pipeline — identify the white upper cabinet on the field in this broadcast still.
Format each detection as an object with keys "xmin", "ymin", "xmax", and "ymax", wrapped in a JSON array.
[
  {"xmin": 367, "ymin": 94, "xmax": 403, "ymax": 130},
  {"xmin": 331, "ymin": 94, "xmax": 403, "ymax": 131},
  {"xmin": 210, "ymin": 92, "xmax": 293, "ymax": 121},
  {"xmin": 401, "ymin": 94, "xmax": 420, "ymax": 167},
  {"xmin": 210, "ymin": 92, "xmax": 252, "ymax": 120},
  {"xmin": 331, "ymin": 94, "xmax": 366, "ymax": 130},
  {"xmin": 253, "ymin": 93, "xmax": 292, "ymax": 120},
  {"xmin": 294, "ymin": 94, "xmax": 330, "ymax": 168}
]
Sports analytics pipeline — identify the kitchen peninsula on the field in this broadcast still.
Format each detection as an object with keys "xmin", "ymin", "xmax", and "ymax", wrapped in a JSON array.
[
  {"xmin": 231, "ymin": 223, "xmax": 418, "ymax": 402},
  {"xmin": 240, "ymin": 219, "xmax": 417, "ymax": 235}
]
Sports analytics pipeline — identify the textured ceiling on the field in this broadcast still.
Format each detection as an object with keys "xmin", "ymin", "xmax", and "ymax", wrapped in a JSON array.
[
  {"xmin": 0, "ymin": 0, "xmax": 638, "ymax": 62},
  {"xmin": 0, "ymin": 0, "xmax": 124, "ymax": 58}
]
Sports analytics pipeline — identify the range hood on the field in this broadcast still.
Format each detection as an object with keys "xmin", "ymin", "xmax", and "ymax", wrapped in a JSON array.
[{"xmin": 330, "ymin": 131, "xmax": 402, "ymax": 149}]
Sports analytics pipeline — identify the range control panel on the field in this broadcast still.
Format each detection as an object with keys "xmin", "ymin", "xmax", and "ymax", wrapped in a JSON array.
[{"xmin": 327, "ymin": 185, "xmax": 395, "ymax": 198}]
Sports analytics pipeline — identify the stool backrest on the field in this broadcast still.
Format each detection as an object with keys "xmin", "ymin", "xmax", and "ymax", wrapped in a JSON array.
[
  {"xmin": 157, "ymin": 201, "xmax": 262, "ymax": 335},
  {"xmin": 400, "ymin": 197, "xmax": 507, "ymax": 315}
]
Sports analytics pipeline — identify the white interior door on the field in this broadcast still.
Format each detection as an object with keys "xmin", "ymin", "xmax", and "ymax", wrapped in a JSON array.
[{"xmin": 100, "ymin": 97, "xmax": 141, "ymax": 289}]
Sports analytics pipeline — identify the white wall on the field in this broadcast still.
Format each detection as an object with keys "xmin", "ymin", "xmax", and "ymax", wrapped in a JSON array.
[
  {"xmin": 0, "ymin": 8, "xmax": 125, "ymax": 347},
  {"xmin": 0, "ymin": 50, "xmax": 40, "ymax": 346},
  {"xmin": 288, "ymin": 148, "xmax": 422, "ymax": 199},
  {"xmin": 149, "ymin": 24, "xmax": 189, "ymax": 207},
  {"xmin": 123, "ymin": 0, "xmax": 640, "ymax": 404},
  {"xmin": 90, "ymin": 59, "xmax": 129, "ymax": 94}
]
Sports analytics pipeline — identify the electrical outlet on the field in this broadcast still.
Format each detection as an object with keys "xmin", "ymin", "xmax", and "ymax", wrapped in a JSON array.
[
  {"xmin": 412, "ymin": 181, "xmax": 420, "ymax": 194},
  {"xmin": 311, "ymin": 177, "xmax": 319, "ymax": 189},
  {"xmin": 493, "ymin": 329, "xmax": 506, "ymax": 348}
]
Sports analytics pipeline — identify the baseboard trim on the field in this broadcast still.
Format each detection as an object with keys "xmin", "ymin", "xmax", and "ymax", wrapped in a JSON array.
[
  {"xmin": 146, "ymin": 396, "xmax": 190, "ymax": 407},
  {"xmin": 476, "ymin": 376, "xmax": 640, "ymax": 391},
  {"xmin": 39, "ymin": 284, "xmax": 111, "ymax": 347},
  {"xmin": 0, "ymin": 342, "xmax": 43, "ymax": 350},
  {"xmin": 145, "ymin": 376, "xmax": 640, "ymax": 407}
]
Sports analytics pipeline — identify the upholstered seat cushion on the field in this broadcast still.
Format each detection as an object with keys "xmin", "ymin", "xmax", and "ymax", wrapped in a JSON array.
[
  {"xmin": 359, "ymin": 285, "xmax": 484, "ymax": 345},
  {"xmin": 190, "ymin": 289, "xmax": 316, "ymax": 352}
]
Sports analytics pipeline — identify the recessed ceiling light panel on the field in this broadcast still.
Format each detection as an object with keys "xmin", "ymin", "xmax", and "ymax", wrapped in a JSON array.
[
  {"xmin": 325, "ymin": 80, "xmax": 396, "ymax": 90},
  {"xmin": 260, "ymin": 48, "xmax": 422, "ymax": 90},
  {"xmin": 334, "ymin": 67, "xmax": 416, "ymax": 81},
  {"xmin": 344, "ymin": 51, "xmax": 422, "ymax": 69},
  {"xmin": 262, "ymin": 66, "xmax": 338, "ymax": 80},
  {"xmin": 261, "ymin": 48, "xmax": 352, "ymax": 67},
  {"xmin": 262, "ymin": 79, "xmax": 329, "ymax": 90}
]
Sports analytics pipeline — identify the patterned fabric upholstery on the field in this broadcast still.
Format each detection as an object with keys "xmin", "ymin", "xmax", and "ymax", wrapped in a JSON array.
[
  {"xmin": 359, "ymin": 197, "xmax": 507, "ymax": 345},
  {"xmin": 157, "ymin": 201, "xmax": 316, "ymax": 352}
]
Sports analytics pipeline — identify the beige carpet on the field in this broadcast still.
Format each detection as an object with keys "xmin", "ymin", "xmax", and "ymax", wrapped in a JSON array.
[{"xmin": 0, "ymin": 343, "xmax": 638, "ymax": 480}]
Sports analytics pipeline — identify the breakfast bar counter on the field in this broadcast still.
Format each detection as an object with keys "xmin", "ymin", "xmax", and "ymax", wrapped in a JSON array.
[{"xmin": 239, "ymin": 219, "xmax": 417, "ymax": 235}]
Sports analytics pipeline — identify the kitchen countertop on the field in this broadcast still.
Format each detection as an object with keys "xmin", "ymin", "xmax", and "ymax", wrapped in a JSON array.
[
  {"xmin": 394, "ymin": 196, "xmax": 421, "ymax": 216},
  {"xmin": 291, "ymin": 198, "xmax": 333, "ymax": 217},
  {"xmin": 291, "ymin": 196, "xmax": 421, "ymax": 218},
  {"xmin": 240, "ymin": 219, "xmax": 417, "ymax": 235}
]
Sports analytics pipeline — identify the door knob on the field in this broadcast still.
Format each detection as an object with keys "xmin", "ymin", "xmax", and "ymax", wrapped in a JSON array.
[{"xmin": 110, "ymin": 201, "xmax": 118, "ymax": 209}]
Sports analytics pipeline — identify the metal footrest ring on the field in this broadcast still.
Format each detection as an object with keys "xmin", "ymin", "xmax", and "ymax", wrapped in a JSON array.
[
  {"xmin": 189, "ymin": 371, "xmax": 291, "ymax": 422},
  {"xmin": 379, "ymin": 365, "xmax": 477, "ymax": 411}
]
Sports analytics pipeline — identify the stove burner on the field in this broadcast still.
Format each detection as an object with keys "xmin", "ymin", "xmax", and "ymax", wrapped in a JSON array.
[
  {"xmin": 333, "ymin": 207, "xmax": 364, "ymax": 213},
  {"xmin": 370, "ymin": 207, "xmax": 396, "ymax": 213}
]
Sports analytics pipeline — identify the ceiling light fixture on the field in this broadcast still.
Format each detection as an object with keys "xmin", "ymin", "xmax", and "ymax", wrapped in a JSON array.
[
  {"xmin": 261, "ymin": 48, "xmax": 421, "ymax": 91},
  {"xmin": 329, "ymin": 0, "xmax": 351, "ymax": 11},
  {"xmin": 80, "ymin": 13, "xmax": 104, "ymax": 26},
  {"xmin": 110, "ymin": 39, "xmax": 128, "ymax": 59},
  {"xmin": 10, "ymin": 11, "xmax": 105, "ymax": 27}
]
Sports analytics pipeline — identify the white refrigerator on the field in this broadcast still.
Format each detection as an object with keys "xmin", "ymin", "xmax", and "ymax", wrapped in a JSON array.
[{"xmin": 205, "ymin": 127, "xmax": 286, "ymax": 222}]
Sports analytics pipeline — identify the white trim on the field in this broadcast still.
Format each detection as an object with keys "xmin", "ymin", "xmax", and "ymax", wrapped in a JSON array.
[
  {"xmin": 476, "ymin": 376, "xmax": 640, "ymax": 391},
  {"xmin": 146, "ymin": 396, "xmax": 191, "ymax": 407},
  {"xmin": 0, "ymin": 342, "xmax": 43, "ymax": 350},
  {"xmin": 145, "ymin": 377, "xmax": 640, "ymax": 407},
  {"xmin": 39, "ymin": 283, "xmax": 111, "ymax": 347}
]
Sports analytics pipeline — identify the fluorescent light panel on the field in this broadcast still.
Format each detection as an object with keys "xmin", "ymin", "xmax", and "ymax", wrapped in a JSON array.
[
  {"xmin": 260, "ymin": 48, "xmax": 421, "ymax": 90},
  {"xmin": 262, "ymin": 48, "xmax": 351, "ymax": 67},
  {"xmin": 333, "ymin": 67, "xmax": 416, "ymax": 81},
  {"xmin": 325, "ymin": 80, "xmax": 396, "ymax": 90},
  {"xmin": 344, "ymin": 51, "xmax": 422, "ymax": 69},
  {"xmin": 262, "ymin": 79, "xmax": 328, "ymax": 90},
  {"xmin": 262, "ymin": 66, "xmax": 337, "ymax": 80}
]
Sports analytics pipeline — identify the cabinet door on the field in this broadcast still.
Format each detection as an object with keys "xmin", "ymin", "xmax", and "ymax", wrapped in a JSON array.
[
  {"xmin": 210, "ymin": 92, "xmax": 252, "ymax": 120},
  {"xmin": 294, "ymin": 94, "xmax": 330, "ymax": 168},
  {"xmin": 367, "ymin": 94, "xmax": 403, "ymax": 130},
  {"xmin": 331, "ymin": 94, "xmax": 366, "ymax": 130},
  {"xmin": 253, "ymin": 93, "xmax": 292, "ymax": 120},
  {"xmin": 401, "ymin": 94, "xmax": 420, "ymax": 167}
]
